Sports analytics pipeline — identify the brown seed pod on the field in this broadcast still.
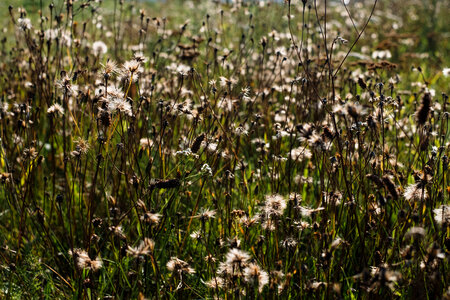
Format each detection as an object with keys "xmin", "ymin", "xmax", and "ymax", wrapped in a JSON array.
[
  {"xmin": 416, "ymin": 92, "xmax": 431, "ymax": 125},
  {"xmin": 382, "ymin": 175, "xmax": 399, "ymax": 200},
  {"xmin": 99, "ymin": 111, "xmax": 111, "ymax": 127},
  {"xmin": 151, "ymin": 178, "xmax": 181, "ymax": 189},
  {"xmin": 322, "ymin": 126, "xmax": 334, "ymax": 140},
  {"xmin": 347, "ymin": 104, "xmax": 360, "ymax": 120},
  {"xmin": 357, "ymin": 77, "xmax": 367, "ymax": 90},
  {"xmin": 191, "ymin": 133, "xmax": 205, "ymax": 153},
  {"xmin": 366, "ymin": 174, "xmax": 384, "ymax": 188}
]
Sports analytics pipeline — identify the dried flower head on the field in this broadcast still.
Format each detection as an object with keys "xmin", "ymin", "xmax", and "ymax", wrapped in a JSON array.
[
  {"xmin": 56, "ymin": 74, "xmax": 77, "ymax": 96},
  {"xmin": 195, "ymin": 208, "xmax": 216, "ymax": 221},
  {"xmin": 126, "ymin": 238, "xmax": 155, "ymax": 257},
  {"xmin": 17, "ymin": 18, "xmax": 32, "ymax": 31},
  {"xmin": 106, "ymin": 94, "xmax": 132, "ymax": 117},
  {"xmin": 166, "ymin": 257, "xmax": 195, "ymax": 275},
  {"xmin": 433, "ymin": 205, "xmax": 450, "ymax": 226},
  {"xmin": 47, "ymin": 103, "xmax": 64, "ymax": 115},
  {"xmin": 263, "ymin": 194, "xmax": 287, "ymax": 217},
  {"xmin": 69, "ymin": 248, "xmax": 103, "ymax": 271},
  {"xmin": 382, "ymin": 175, "xmax": 399, "ymax": 200},
  {"xmin": 403, "ymin": 182, "xmax": 427, "ymax": 202},
  {"xmin": 204, "ymin": 277, "xmax": 224, "ymax": 289},
  {"xmin": 74, "ymin": 138, "xmax": 90, "ymax": 156},
  {"xmin": 123, "ymin": 59, "xmax": 143, "ymax": 75},
  {"xmin": 140, "ymin": 212, "xmax": 161, "ymax": 225},
  {"xmin": 101, "ymin": 60, "xmax": 121, "ymax": 77},
  {"xmin": 244, "ymin": 263, "xmax": 269, "ymax": 293},
  {"xmin": 92, "ymin": 41, "xmax": 108, "ymax": 56}
]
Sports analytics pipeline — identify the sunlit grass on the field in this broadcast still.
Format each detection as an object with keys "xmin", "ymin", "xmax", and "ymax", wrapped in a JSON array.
[{"xmin": 0, "ymin": 0, "xmax": 449, "ymax": 298}]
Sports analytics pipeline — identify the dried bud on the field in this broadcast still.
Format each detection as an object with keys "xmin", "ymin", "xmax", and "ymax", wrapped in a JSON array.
[
  {"xmin": 151, "ymin": 178, "xmax": 181, "ymax": 189},
  {"xmin": 191, "ymin": 133, "xmax": 205, "ymax": 154},
  {"xmin": 416, "ymin": 92, "xmax": 431, "ymax": 125}
]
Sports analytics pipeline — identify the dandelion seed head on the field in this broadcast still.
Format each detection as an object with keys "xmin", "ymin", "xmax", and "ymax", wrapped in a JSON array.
[
  {"xmin": 263, "ymin": 194, "xmax": 287, "ymax": 217},
  {"xmin": 225, "ymin": 248, "xmax": 251, "ymax": 269},
  {"xmin": 140, "ymin": 212, "xmax": 161, "ymax": 225},
  {"xmin": 204, "ymin": 277, "xmax": 224, "ymax": 289},
  {"xmin": 69, "ymin": 248, "xmax": 102, "ymax": 271},
  {"xmin": 403, "ymin": 183, "xmax": 427, "ymax": 202},
  {"xmin": 123, "ymin": 59, "xmax": 142, "ymax": 74},
  {"xmin": 47, "ymin": 103, "xmax": 64, "ymax": 115},
  {"xmin": 17, "ymin": 18, "xmax": 32, "ymax": 31},
  {"xmin": 433, "ymin": 205, "xmax": 450, "ymax": 226},
  {"xmin": 101, "ymin": 61, "xmax": 121, "ymax": 77},
  {"xmin": 166, "ymin": 257, "xmax": 195, "ymax": 275},
  {"xmin": 244, "ymin": 263, "xmax": 269, "ymax": 293},
  {"xmin": 127, "ymin": 238, "xmax": 155, "ymax": 257}
]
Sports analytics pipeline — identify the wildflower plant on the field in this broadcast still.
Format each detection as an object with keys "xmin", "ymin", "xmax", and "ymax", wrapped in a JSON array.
[{"xmin": 0, "ymin": 0, "xmax": 448, "ymax": 299}]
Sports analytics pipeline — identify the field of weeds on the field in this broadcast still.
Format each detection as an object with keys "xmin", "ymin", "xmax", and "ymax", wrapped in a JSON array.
[{"xmin": 0, "ymin": 0, "xmax": 449, "ymax": 298}]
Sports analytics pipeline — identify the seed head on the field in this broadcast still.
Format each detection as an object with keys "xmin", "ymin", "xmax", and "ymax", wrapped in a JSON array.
[
  {"xmin": 166, "ymin": 257, "xmax": 195, "ymax": 275},
  {"xmin": 126, "ymin": 238, "xmax": 155, "ymax": 257},
  {"xmin": 47, "ymin": 103, "xmax": 65, "ymax": 116},
  {"xmin": 403, "ymin": 182, "xmax": 427, "ymax": 202},
  {"xmin": 433, "ymin": 205, "xmax": 450, "ymax": 226},
  {"xmin": 244, "ymin": 263, "xmax": 269, "ymax": 293},
  {"xmin": 263, "ymin": 194, "xmax": 287, "ymax": 217}
]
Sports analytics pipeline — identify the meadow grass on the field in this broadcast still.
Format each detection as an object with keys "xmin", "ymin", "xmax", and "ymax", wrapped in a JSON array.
[{"xmin": 0, "ymin": 0, "xmax": 449, "ymax": 299}]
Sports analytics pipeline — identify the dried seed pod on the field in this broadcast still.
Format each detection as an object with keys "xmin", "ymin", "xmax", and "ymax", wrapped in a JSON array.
[
  {"xmin": 99, "ymin": 110, "xmax": 111, "ymax": 127},
  {"xmin": 191, "ymin": 133, "xmax": 205, "ymax": 153},
  {"xmin": 357, "ymin": 77, "xmax": 367, "ymax": 90},
  {"xmin": 151, "ymin": 178, "xmax": 180, "ymax": 189},
  {"xmin": 366, "ymin": 174, "xmax": 384, "ymax": 188},
  {"xmin": 347, "ymin": 103, "xmax": 360, "ymax": 120},
  {"xmin": 382, "ymin": 175, "xmax": 399, "ymax": 200},
  {"xmin": 416, "ymin": 92, "xmax": 431, "ymax": 125},
  {"xmin": 323, "ymin": 126, "xmax": 334, "ymax": 139}
]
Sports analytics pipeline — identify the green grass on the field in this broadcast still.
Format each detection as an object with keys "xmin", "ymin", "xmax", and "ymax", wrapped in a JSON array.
[{"xmin": 0, "ymin": 0, "xmax": 449, "ymax": 299}]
